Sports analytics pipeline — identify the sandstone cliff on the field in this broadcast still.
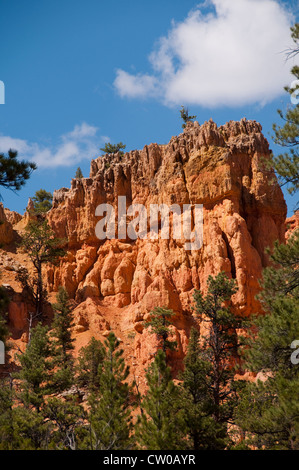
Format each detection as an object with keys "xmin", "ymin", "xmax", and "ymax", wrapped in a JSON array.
[
  {"xmin": 33, "ymin": 118, "xmax": 286, "ymax": 384},
  {"xmin": 0, "ymin": 203, "xmax": 14, "ymax": 246}
]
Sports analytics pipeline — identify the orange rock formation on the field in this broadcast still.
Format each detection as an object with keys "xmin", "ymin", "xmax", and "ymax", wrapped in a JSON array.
[
  {"xmin": 32, "ymin": 118, "xmax": 286, "ymax": 384},
  {"xmin": 0, "ymin": 119, "xmax": 288, "ymax": 388}
]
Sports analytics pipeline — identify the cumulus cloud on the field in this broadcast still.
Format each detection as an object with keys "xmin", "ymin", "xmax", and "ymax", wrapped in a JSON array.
[
  {"xmin": 0, "ymin": 123, "xmax": 109, "ymax": 169},
  {"xmin": 114, "ymin": 0, "xmax": 295, "ymax": 107}
]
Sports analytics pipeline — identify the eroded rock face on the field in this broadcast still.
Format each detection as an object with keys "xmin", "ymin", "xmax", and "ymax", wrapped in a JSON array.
[
  {"xmin": 286, "ymin": 211, "xmax": 299, "ymax": 239},
  {"xmin": 4, "ymin": 208, "xmax": 22, "ymax": 226},
  {"xmin": 0, "ymin": 203, "xmax": 14, "ymax": 245},
  {"xmin": 45, "ymin": 119, "xmax": 287, "ymax": 381}
]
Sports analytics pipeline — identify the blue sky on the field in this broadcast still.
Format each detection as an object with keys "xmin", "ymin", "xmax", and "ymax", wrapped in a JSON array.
[{"xmin": 0, "ymin": 0, "xmax": 298, "ymax": 216}]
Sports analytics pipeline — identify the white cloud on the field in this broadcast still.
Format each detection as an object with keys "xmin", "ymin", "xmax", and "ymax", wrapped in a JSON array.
[
  {"xmin": 114, "ymin": 0, "xmax": 295, "ymax": 107},
  {"xmin": 114, "ymin": 70, "xmax": 158, "ymax": 99},
  {"xmin": 65, "ymin": 122, "xmax": 98, "ymax": 139},
  {"xmin": 0, "ymin": 123, "xmax": 109, "ymax": 169}
]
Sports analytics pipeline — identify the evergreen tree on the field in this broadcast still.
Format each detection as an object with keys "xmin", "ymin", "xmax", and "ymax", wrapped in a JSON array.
[
  {"xmin": 271, "ymin": 23, "xmax": 299, "ymax": 200},
  {"xmin": 143, "ymin": 307, "xmax": 177, "ymax": 354},
  {"xmin": 77, "ymin": 337, "xmax": 105, "ymax": 393},
  {"xmin": 75, "ymin": 167, "xmax": 83, "ymax": 179},
  {"xmin": 12, "ymin": 406, "xmax": 50, "ymax": 450},
  {"xmin": 235, "ymin": 230, "xmax": 299, "ymax": 450},
  {"xmin": 287, "ymin": 23, "xmax": 299, "ymax": 58},
  {"xmin": 235, "ymin": 25, "xmax": 299, "ymax": 449},
  {"xmin": 180, "ymin": 327, "xmax": 226, "ymax": 450},
  {"xmin": 100, "ymin": 142, "xmax": 126, "ymax": 156},
  {"xmin": 12, "ymin": 324, "xmax": 52, "ymax": 449},
  {"xmin": 49, "ymin": 287, "xmax": 75, "ymax": 393},
  {"xmin": 15, "ymin": 323, "xmax": 52, "ymax": 412},
  {"xmin": 18, "ymin": 220, "xmax": 65, "ymax": 319},
  {"xmin": 180, "ymin": 106, "xmax": 197, "ymax": 129},
  {"xmin": 44, "ymin": 397, "xmax": 86, "ymax": 450},
  {"xmin": 0, "ymin": 149, "xmax": 36, "ymax": 199},
  {"xmin": 0, "ymin": 379, "xmax": 46, "ymax": 451},
  {"xmin": 86, "ymin": 332, "xmax": 133, "ymax": 450},
  {"xmin": 136, "ymin": 349, "xmax": 186, "ymax": 450},
  {"xmin": 193, "ymin": 272, "xmax": 245, "ymax": 445},
  {"xmin": 32, "ymin": 189, "xmax": 53, "ymax": 213},
  {"xmin": 0, "ymin": 378, "xmax": 14, "ymax": 449}
]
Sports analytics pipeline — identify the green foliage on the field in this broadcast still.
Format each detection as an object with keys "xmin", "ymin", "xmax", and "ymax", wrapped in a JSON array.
[
  {"xmin": 143, "ymin": 307, "xmax": 177, "ymax": 354},
  {"xmin": 16, "ymin": 266, "xmax": 49, "ymax": 321},
  {"xmin": 15, "ymin": 323, "xmax": 52, "ymax": 412},
  {"xmin": 18, "ymin": 220, "xmax": 66, "ymax": 318},
  {"xmin": 12, "ymin": 406, "xmax": 50, "ymax": 450},
  {"xmin": 260, "ymin": 230, "xmax": 299, "ymax": 300},
  {"xmin": 180, "ymin": 327, "xmax": 227, "ymax": 450},
  {"xmin": 0, "ymin": 149, "xmax": 36, "ymax": 199},
  {"xmin": 251, "ymin": 231, "xmax": 299, "ymax": 375},
  {"xmin": 0, "ymin": 379, "xmax": 14, "ymax": 449},
  {"xmin": 32, "ymin": 189, "xmax": 53, "ymax": 213},
  {"xmin": 44, "ymin": 397, "xmax": 86, "ymax": 450},
  {"xmin": 193, "ymin": 272, "xmax": 245, "ymax": 440},
  {"xmin": 86, "ymin": 332, "xmax": 133, "ymax": 450},
  {"xmin": 235, "ymin": 26, "xmax": 299, "ymax": 446},
  {"xmin": 236, "ymin": 375, "xmax": 299, "ymax": 450},
  {"xmin": 49, "ymin": 287, "xmax": 75, "ymax": 393},
  {"xmin": 20, "ymin": 220, "xmax": 65, "ymax": 268},
  {"xmin": 75, "ymin": 167, "xmax": 83, "ymax": 179},
  {"xmin": 77, "ymin": 337, "xmax": 105, "ymax": 392},
  {"xmin": 100, "ymin": 142, "xmax": 126, "ymax": 156},
  {"xmin": 136, "ymin": 349, "xmax": 186, "ymax": 450},
  {"xmin": 235, "ymin": 230, "xmax": 299, "ymax": 449},
  {"xmin": 288, "ymin": 22, "xmax": 299, "ymax": 58},
  {"xmin": 180, "ymin": 106, "xmax": 197, "ymax": 129},
  {"xmin": 271, "ymin": 22, "xmax": 299, "ymax": 200}
]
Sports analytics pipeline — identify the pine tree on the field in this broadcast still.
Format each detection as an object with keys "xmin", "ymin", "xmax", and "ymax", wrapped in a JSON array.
[
  {"xmin": 49, "ymin": 287, "xmax": 75, "ymax": 393},
  {"xmin": 193, "ymin": 272, "xmax": 245, "ymax": 445},
  {"xmin": 44, "ymin": 397, "xmax": 86, "ymax": 450},
  {"xmin": 143, "ymin": 307, "xmax": 177, "ymax": 354},
  {"xmin": 136, "ymin": 349, "xmax": 186, "ymax": 450},
  {"xmin": 235, "ymin": 230, "xmax": 299, "ymax": 450},
  {"xmin": 180, "ymin": 106, "xmax": 197, "ymax": 129},
  {"xmin": 100, "ymin": 142, "xmax": 126, "ymax": 156},
  {"xmin": 0, "ymin": 378, "xmax": 48, "ymax": 450},
  {"xmin": 77, "ymin": 337, "xmax": 105, "ymax": 393},
  {"xmin": 75, "ymin": 167, "xmax": 83, "ymax": 179},
  {"xmin": 0, "ymin": 149, "xmax": 36, "ymax": 199},
  {"xmin": 12, "ymin": 323, "xmax": 52, "ymax": 449},
  {"xmin": 12, "ymin": 406, "xmax": 50, "ymax": 450},
  {"xmin": 235, "ymin": 25, "xmax": 299, "ymax": 450},
  {"xmin": 32, "ymin": 189, "xmax": 53, "ymax": 213},
  {"xmin": 86, "ymin": 332, "xmax": 133, "ymax": 450},
  {"xmin": 271, "ymin": 23, "xmax": 299, "ymax": 200},
  {"xmin": 180, "ymin": 327, "xmax": 226, "ymax": 450},
  {"xmin": 0, "ymin": 378, "xmax": 14, "ymax": 449},
  {"xmin": 15, "ymin": 323, "xmax": 52, "ymax": 412},
  {"xmin": 18, "ymin": 220, "xmax": 65, "ymax": 319}
]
